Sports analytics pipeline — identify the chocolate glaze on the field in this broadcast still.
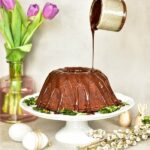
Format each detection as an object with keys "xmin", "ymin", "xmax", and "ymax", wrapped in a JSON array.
[
  {"xmin": 90, "ymin": 0, "xmax": 102, "ymax": 69},
  {"xmin": 37, "ymin": 67, "xmax": 121, "ymax": 113},
  {"xmin": 90, "ymin": 0, "xmax": 101, "ymax": 31}
]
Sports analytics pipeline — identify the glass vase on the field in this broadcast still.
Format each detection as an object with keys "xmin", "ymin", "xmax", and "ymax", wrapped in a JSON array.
[{"xmin": 0, "ymin": 62, "xmax": 37, "ymax": 123}]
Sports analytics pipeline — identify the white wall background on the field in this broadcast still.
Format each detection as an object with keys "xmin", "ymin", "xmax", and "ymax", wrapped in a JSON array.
[{"xmin": 0, "ymin": 0, "xmax": 150, "ymax": 114}]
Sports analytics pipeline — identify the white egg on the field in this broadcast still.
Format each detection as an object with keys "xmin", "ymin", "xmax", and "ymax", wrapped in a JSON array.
[
  {"xmin": 22, "ymin": 131, "xmax": 49, "ymax": 150},
  {"xmin": 9, "ymin": 123, "xmax": 32, "ymax": 142},
  {"xmin": 119, "ymin": 111, "xmax": 132, "ymax": 127}
]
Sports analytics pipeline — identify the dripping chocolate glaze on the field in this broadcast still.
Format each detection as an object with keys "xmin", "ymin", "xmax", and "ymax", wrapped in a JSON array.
[
  {"xmin": 90, "ymin": 0, "xmax": 101, "ymax": 69},
  {"xmin": 37, "ymin": 67, "xmax": 121, "ymax": 113}
]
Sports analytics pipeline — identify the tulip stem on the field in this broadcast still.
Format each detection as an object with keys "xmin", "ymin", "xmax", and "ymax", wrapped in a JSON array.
[{"xmin": 2, "ymin": 62, "xmax": 23, "ymax": 115}]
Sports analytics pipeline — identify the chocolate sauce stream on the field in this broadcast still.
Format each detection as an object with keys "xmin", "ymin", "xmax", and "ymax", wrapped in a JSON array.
[
  {"xmin": 92, "ymin": 30, "xmax": 95, "ymax": 70},
  {"xmin": 90, "ymin": 0, "xmax": 101, "ymax": 69}
]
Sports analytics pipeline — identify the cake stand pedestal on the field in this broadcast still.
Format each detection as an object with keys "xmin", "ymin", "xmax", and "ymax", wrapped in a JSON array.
[
  {"xmin": 56, "ymin": 121, "xmax": 93, "ymax": 145},
  {"xmin": 20, "ymin": 93, "xmax": 134, "ymax": 145}
]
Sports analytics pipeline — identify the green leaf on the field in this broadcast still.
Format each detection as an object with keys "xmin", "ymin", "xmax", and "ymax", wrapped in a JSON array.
[
  {"xmin": 21, "ymin": 24, "xmax": 27, "ymax": 40},
  {"xmin": 142, "ymin": 116, "xmax": 150, "ymax": 124},
  {"xmin": 11, "ymin": 6, "xmax": 21, "ymax": 47},
  {"xmin": 5, "ymin": 43, "xmax": 32, "ymax": 53},
  {"xmin": 16, "ymin": 0, "xmax": 30, "ymax": 40},
  {"xmin": 5, "ymin": 43, "xmax": 32, "ymax": 62},
  {"xmin": 6, "ymin": 49, "xmax": 26, "ymax": 62},
  {"xmin": 0, "ymin": 20, "xmax": 4, "ymax": 33},
  {"xmin": 99, "ymin": 105, "xmax": 121, "ymax": 114},
  {"xmin": 33, "ymin": 107, "xmax": 51, "ymax": 114},
  {"xmin": 16, "ymin": 0, "xmax": 28, "ymax": 27},
  {"xmin": 21, "ymin": 11, "xmax": 43, "ymax": 45},
  {"xmin": 0, "ymin": 9, "xmax": 4, "ymax": 33},
  {"xmin": 2, "ymin": 9, "xmax": 14, "ymax": 48},
  {"xmin": 0, "ymin": 9, "xmax": 12, "ymax": 48},
  {"xmin": 59, "ymin": 109, "xmax": 78, "ymax": 116},
  {"xmin": 24, "ymin": 97, "xmax": 36, "ymax": 106}
]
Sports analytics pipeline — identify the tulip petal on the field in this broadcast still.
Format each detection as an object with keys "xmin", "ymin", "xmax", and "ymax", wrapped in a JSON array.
[
  {"xmin": 27, "ymin": 4, "xmax": 39, "ymax": 17},
  {"xmin": 2, "ymin": 0, "xmax": 16, "ymax": 10},
  {"xmin": 0, "ymin": 0, "xmax": 3, "ymax": 7},
  {"xmin": 43, "ymin": 2, "xmax": 59, "ymax": 20}
]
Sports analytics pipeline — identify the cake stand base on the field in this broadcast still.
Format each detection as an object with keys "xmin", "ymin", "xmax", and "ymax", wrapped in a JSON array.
[{"xmin": 55, "ymin": 121, "xmax": 94, "ymax": 145}]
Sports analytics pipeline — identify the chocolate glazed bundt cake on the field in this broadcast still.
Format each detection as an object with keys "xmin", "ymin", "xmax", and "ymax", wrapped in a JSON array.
[{"xmin": 36, "ymin": 67, "xmax": 121, "ymax": 113}]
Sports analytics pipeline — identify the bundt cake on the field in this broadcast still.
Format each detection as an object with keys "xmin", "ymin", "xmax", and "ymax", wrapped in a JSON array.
[{"xmin": 36, "ymin": 67, "xmax": 121, "ymax": 113}]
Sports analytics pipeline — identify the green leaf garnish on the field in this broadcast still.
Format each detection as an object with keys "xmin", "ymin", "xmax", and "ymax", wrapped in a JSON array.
[
  {"xmin": 59, "ymin": 109, "xmax": 78, "ymax": 116},
  {"xmin": 33, "ymin": 107, "xmax": 51, "ymax": 114},
  {"xmin": 99, "ymin": 105, "xmax": 121, "ymax": 114},
  {"xmin": 142, "ymin": 116, "xmax": 150, "ymax": 124},
  {"xmin": 24, "ymin": 98, "xmax": 127, "ymax": 115},
  {"xmin": 24, "ymin": 97, "xmax": 36, "ymax": 106},
  {"xmin": 99, "ymin": 102, "xmax": 128, "ymax": 114}
]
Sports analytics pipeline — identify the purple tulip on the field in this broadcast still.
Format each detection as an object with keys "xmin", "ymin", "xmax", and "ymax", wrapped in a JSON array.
[
  {"xmin": 43, "ymin": 2, "xmax": 59, "ymax": 20},
  {"xmin": 0, "ymin": 0, "xmax": 3, "ymax": 7},
  {"xmin": 2, "ymin": 0, "xmax": 15, "ymax": 10},
  {"xmin": 27, "ymin": 4, "xmax": 39, "ymax": 17}
]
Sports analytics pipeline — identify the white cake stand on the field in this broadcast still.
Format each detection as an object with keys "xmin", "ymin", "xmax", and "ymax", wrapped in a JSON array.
[{"xmin": 20, "ymin": 93, "xmax": 134, "ymax": 146}]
